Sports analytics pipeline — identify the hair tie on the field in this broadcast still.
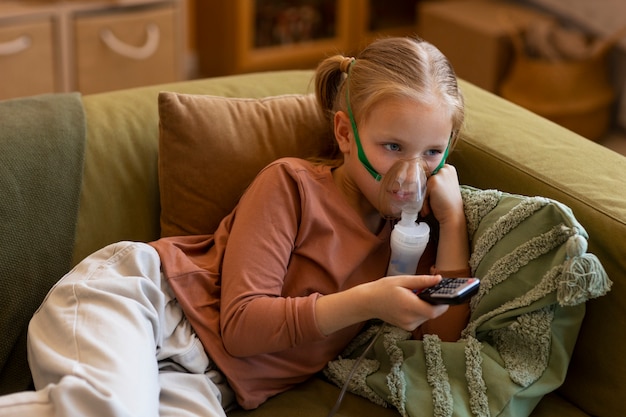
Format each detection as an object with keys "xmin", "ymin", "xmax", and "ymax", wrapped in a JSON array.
[{"xmin": 340, "ymin": 57, "xmax": 355, "ymax": 74}]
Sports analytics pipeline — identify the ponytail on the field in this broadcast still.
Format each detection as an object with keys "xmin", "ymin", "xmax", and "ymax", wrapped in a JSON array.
[{"xmin": 314, "ymin": 55, "xmax": 357, "ymax": 118}]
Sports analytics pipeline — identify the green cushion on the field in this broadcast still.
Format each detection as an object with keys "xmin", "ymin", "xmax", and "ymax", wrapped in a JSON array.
[{"xmin": 325, "ymin": 186, "xmax": 610, "ymax": 417}]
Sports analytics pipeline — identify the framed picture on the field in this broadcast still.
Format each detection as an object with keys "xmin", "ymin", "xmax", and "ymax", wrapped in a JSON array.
[
  {"xmin": 235, "ymin": 0, "xmax": 350, "ymax": 73},
  {"xmin": 254, "ymin": 0, "xmax": 338, "ymax": 47}
]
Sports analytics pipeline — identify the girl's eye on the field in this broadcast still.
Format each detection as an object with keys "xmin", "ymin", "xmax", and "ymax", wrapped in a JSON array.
[
  {"xmin": 383, "ymin": 143, "xmax": 401, "ymax": 152},
  {"xmin": 425, "ymin": 149, "xmax": 443, "ymax": 157}
]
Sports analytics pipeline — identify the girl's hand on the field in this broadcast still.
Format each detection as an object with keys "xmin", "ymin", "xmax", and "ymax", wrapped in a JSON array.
[
  {"xmin": 364, "ymin": 275, "xmax": 449, "ymax": 331},
  {"xmin": 422, "ymin": 163, "xmax": 471, "ymax": 274},
  {"xmin": 315, "ymin": 275, "xmax": 449, "ymax": 336},
  {"xmin": 421, "ymin": 164, "xmax": 464, "ymax": 226}
]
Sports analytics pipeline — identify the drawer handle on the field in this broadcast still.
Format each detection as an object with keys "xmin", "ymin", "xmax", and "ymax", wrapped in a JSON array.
[
  {"xmin": 0, "ymin": 35, "xmax": 32, "ymax": 56},
  {"xmin": 100, "ymin": 23, "xmax": 160, "ymax": 60}
]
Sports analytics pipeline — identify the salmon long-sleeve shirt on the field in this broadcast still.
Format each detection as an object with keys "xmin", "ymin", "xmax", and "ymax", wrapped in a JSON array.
[{"xmin": 150, "ymin": 157, "xmax": 469, "ymax": 409}]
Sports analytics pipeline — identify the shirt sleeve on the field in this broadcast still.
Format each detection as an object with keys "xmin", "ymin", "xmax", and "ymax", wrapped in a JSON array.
[{"xmin": 218, "ymin": 161, "xmax": 327, "ymax": 357}]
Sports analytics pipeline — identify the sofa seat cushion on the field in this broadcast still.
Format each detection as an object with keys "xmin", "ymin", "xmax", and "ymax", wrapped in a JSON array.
[
  {"xmin": 227, "ymin": 377, "xmax": 399, "ymax": 417},
  {"xmin": 225, "ymin": 376, "xmax": 592, "ymax": 417},
  {"xmin": 226, "ymin": 378, "xmax": 592, "ymax": 417}
]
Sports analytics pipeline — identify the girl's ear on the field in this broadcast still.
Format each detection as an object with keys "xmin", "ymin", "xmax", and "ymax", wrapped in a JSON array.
[{"xmin": 334, "ymin": 111, "xmax": 352, "ymax": 154}]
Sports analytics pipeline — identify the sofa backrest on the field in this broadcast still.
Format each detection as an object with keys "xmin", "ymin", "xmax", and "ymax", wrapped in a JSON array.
[{"xmin": 72, "ymin": 71, "xmax": 319, "ymax": 265}]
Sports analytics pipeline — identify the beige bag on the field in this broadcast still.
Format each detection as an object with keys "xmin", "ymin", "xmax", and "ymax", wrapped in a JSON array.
[{"xmin": 500, "ymin": 24, "xmax": 626, "ymax": 141}]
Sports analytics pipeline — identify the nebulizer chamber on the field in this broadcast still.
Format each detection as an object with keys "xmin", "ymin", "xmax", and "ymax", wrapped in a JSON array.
[{"xmin": 382, "ymin": 158, "xmax": 430, "ymax": 276}]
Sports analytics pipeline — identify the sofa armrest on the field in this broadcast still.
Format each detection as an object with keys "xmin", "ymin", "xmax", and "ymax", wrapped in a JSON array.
[{"xmin": 450, "ymin": 80, "xmax": 626, "ymax": 416}]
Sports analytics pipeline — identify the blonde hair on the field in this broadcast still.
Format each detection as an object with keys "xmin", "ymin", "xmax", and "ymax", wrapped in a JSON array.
[{"xmin": 315, "ymin": 37, "xmax": 465, "ymax": 155}]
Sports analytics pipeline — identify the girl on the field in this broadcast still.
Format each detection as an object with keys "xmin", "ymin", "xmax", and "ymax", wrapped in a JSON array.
[{"xmin": 0, "ymin": 37, "xmax": 469, "ymax": 416}]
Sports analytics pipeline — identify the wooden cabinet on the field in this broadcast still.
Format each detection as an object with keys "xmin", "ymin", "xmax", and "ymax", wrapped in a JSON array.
[
  {"xmin": 195, "ymin": 0, "xmax": 421, "ymax": 77},
  {"xmin": 74, "ymin": 4, "xmax": 181, "ymax": 94},
  {"xmin": 0, "ymin": 14, "xmax": 57, "ymax": 98},
  {"xmin": 0, "ymin": 0, "xmax": 185, "ymax": 100}
]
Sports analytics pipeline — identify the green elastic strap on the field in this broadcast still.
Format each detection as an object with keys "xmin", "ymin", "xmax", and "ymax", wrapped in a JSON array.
[
  {"xmin": 431, "ymin": 133, "xmax": 452, "ymax": 175},
  {"xmin": 345, "ymin": 61, "xmax": 383, "ymax": 182}
]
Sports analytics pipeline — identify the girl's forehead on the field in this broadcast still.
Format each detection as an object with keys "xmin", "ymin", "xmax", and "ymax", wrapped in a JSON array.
[
  {"xmin": 363, "ymin": 98, "xmax": 453, "ymax": 143},
  {"xmin": 366, "ymin": 98, "xmax": 451, "ymax": 125},
  {"xmin": 368, "ymin": 95, "xmax": 449, "ymax": 116}
]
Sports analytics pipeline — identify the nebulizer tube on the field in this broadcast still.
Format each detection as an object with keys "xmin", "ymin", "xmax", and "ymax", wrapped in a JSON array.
[{"xmin": 381, "ymin": 158, "xmax": 430, "ymax": 276}]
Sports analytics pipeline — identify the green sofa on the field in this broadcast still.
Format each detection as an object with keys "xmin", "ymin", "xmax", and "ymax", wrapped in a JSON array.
[{"xmin": 1, "ymin": 70, "xmax": 624, "ymax": 416}]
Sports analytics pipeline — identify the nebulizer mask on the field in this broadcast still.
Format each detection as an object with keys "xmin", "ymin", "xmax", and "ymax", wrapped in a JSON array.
[{"xmin": 380, "ymin": 157, "xmax": 432, "ymax": 276}]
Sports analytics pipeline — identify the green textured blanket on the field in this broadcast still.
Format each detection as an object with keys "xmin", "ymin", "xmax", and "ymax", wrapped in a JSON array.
[
  {"xmin": 325, "ymin": 186, "xmax": 611, "ymax": 417},
  {"xmin": 0, "ymin": 93, "xmax": 85, "ymax": 394}
]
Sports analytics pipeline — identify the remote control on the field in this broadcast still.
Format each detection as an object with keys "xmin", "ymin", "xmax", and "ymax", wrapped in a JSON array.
[{"xmin": 417, "ymin": 277, "xmax": 480, "ymax": 305}]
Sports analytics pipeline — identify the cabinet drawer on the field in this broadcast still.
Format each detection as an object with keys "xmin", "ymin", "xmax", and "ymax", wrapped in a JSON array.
[
  {"xmin": 0, "ymin": 17, "xmax": 56, "ymax": 100},
  {"xmin": 74, "ymin": 5, "xmax": 180, "ymax": 94}
]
